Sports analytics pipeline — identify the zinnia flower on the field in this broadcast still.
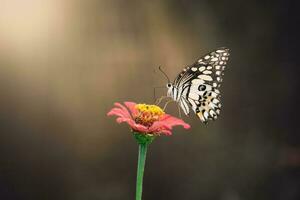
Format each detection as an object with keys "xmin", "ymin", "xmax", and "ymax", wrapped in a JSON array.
[
  {"xmin": 107, "ymin": 102, "xmax": 190, "ymax": 136},
  {"xmin": 107, "ymin": 101, "xmax": 191, "ymax": 200}
]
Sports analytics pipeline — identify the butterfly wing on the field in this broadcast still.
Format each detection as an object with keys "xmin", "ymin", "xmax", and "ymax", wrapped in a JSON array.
[{"xmin": 174, "ymin": 47, "xmax": 230, "ymax": 123}]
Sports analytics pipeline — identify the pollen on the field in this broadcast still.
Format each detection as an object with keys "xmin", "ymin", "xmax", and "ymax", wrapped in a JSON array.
[{"xmin": 134, "ymin": 104, "xmax": 165, "ymax": 126}]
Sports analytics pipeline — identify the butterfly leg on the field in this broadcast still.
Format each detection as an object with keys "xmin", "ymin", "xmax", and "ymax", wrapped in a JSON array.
[
  {"xmin": 155, "ymin": 96, "xmax": 168, "ymax": 105},
  {"xmin": 163, "ymin": 99, "xmax": 175, "ymax": 111}
]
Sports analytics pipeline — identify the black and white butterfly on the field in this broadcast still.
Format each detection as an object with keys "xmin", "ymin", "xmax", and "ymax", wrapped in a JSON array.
[{"xmin": 164, "ymin": 47, "xmax": 230, "ymax": 123}]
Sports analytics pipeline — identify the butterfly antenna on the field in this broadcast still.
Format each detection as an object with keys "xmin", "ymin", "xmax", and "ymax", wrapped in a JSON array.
[{"xmin": 158, "ymin": 66, "xmax": 170, "ymax": 83}]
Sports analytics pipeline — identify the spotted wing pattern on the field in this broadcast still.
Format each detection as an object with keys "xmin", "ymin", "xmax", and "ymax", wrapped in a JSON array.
[{"xmin": 173, "ymin": 48, "xmax": 229, "ymax": 123}]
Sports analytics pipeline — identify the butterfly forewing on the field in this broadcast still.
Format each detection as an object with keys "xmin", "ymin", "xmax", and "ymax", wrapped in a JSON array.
[{"xmin": 173, "ymin": 48, "xmax": 229, "ymax": 123}]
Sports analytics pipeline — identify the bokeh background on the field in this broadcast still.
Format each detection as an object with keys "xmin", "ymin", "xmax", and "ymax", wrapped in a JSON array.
[{"xmin": 1, "ymin": 0, "xmax": 299, "ymax": 199}]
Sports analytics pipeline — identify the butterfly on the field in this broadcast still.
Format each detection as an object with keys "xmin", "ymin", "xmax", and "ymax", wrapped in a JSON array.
[{"xmin": 164, "ymin": 47, "xmax": 230, "ymax": 123}]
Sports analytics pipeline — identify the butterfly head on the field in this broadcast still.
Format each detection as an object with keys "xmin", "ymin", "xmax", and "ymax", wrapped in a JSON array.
[{"xmin": 166, "ymin": 83, "xmax": 174, "ymax": 97}]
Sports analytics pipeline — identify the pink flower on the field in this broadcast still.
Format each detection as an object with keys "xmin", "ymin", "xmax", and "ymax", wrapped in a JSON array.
[{"xmin": 107, "ymin": 102, "xmax": 190, "ymax": 136}]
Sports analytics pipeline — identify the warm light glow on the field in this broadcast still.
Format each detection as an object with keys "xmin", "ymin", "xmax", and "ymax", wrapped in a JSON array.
[{"xmin": 0, "ymin": 0, "xmax": 69, "ymax": 57}]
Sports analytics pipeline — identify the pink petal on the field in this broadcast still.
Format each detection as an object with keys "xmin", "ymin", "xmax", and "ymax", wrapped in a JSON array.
[
  {"xmin": 114, "ymin": 102, "xmax": 131, "ymax": 119},
  {"xmin": 114, "ymin": 115, "xmax": 149, "ymax": 133},
  {"xmin": 116, "ymin": 117, "xmax": 134, "ymax": 124},
  {"xmin": 124, "ymin": 102, "xmax": 138, "ymax": 116},
  {"xmin": 158, "ymin": 129, "xmax": 172, "ymax": 136},
  {"xmin": 114, "ymin": 116, "xmax": 147, "ymax": 131},
  {"xmin": 124, "ymin": 117, "xmax": 149, "ymax": 133},
  {"xmin": 131, "ymin": 123, "xmax": 149, "ymax": 133},
  {"xmin": 107, "ymin": 108, "xmax": 128, "ymax": 119},
  {"xmin": 161, "ymin": 114, "xmax": 191, "ymax": 129},
  {"xmin": 107, "ymin": 103, "xmax": 134, "ymax": 126},
  {"xmin": 151, "ymin": 114, "xmax": 191, "ymax": 130}
]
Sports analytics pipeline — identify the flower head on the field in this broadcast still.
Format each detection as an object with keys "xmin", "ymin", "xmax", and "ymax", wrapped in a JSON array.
[{"xmin": 107, "ymin": 102, "xmax": 190, "ymax": 136}]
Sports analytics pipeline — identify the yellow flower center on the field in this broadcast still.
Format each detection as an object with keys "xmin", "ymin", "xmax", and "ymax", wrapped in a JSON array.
[{"xmin": 134, "ymin": 104, "xmax": 165, "ymax": 126}]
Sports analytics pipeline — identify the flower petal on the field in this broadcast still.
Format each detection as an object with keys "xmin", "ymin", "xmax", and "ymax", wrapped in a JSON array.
[
  {"xmin": 151, "ymin": 114, "xmax": 191, "ymax": 130},
  {"xmin": 131, "ymin": 123, "xmax": 149, "ymax": 133},
  {"xmin": 158, "ymin": 129, "xmax": 172, "ymax": 136},
  {"xmin": 114, "ymin": 102, "xmax": 131, "ymax": 118},
  {"xmin": 124, "ymin": 102, "xmax": 138, "ymax": 116},
  {"xmin": 115, "ymin": 116, "xmax": 149, "ymax": 133},
  {"xmin": 107, "ymin": 108, "xmax": 128, "ymax": 119},
  {"xmin": 107, "ymin": 103, "xmax": 134, "ymax": 126},
  {"xmin": 116, "ymin": 117, "xmax": 133, "ymax": 124}
]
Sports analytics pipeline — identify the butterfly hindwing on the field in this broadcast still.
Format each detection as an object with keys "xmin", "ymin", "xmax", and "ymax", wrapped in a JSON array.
[{"xmin": 174, "ymin": 48, "xmax": 229, "ymax": 123}]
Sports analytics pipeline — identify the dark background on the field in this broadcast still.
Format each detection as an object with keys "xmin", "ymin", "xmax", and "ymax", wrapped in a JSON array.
[{"xmin": 1, "ymin": 0, "xmax": 299, "ymax": 199}]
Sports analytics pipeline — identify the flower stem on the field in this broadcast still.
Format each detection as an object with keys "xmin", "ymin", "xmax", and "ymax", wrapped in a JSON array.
[{"xmin": 136, "ymin": 143, "xmax": 148, "ymax": 200}]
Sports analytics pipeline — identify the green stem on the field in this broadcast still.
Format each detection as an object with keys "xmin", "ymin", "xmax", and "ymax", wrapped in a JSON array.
[{"xmin": 136, "ymin": 143, "xmax": 148, "ymax": 200}]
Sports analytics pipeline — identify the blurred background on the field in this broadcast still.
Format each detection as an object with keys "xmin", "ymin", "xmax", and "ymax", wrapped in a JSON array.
[{"xmin": 0, "ymin": 0, "xmax": 299, "ymax": 199}]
